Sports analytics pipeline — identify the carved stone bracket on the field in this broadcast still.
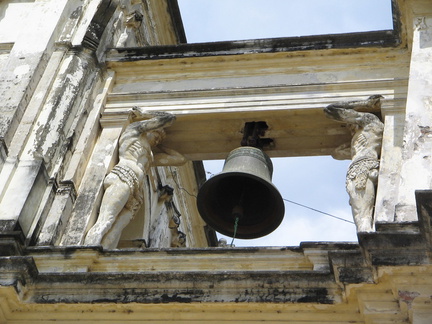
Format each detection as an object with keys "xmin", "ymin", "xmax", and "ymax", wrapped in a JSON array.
[{"xmin": 158, "ymin": 184, "xmax": 187, "ymax": 248}]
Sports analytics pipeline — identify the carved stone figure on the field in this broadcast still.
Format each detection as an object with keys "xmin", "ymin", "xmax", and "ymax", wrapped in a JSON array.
[
  {"xmin": 116, "ymin": 10, "xmax": 143, "ymax": 47},
  {"xmin": 324, "ymin": 95, "xmax": 384, "ymax": 232},
  {"xmin": 162, "ymin": 185, "xmax": 187, "ymax": 248},
  {"xmin": 84, "ymin": 108, "xmax": 187, "ymax": 248}
]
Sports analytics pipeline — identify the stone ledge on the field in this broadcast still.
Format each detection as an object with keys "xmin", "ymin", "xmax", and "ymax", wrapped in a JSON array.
[
  {"xmin": 28, "ymin": 270, "xmax": 340, "ymax": 304},
  {"xmin": 107, "ymin": 30, "xmax": 400, "ymax": 62},
  {"xmin": 0, "ymin": 241, "xmax": 430, "ymax": 310},
  {"xmin": 0, "ymin": 244, "xmax": 350, "ymax": 304},
  {"xmin": 356, "ymin": 190, "xmax": 432, "ymax": 267},
  {"xmin": 0, "ymin": 256, "xmax": 38, "ymax": 287},
  {"xmin": 1, "ymin": 191, "xmax": 432, "ymax": 305},
  {"xmin": 0, "ymin": 230, "xmax": 25, "ymax": 256}
]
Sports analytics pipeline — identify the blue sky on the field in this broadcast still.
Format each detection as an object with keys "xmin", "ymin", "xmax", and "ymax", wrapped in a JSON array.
[
  {"xmin": 178, "ymin": 0, "xmax": 394, "ymax": 43},
  {"xmin": 177, "ymin": 0, "xmax": 393, "ymax": 246}
]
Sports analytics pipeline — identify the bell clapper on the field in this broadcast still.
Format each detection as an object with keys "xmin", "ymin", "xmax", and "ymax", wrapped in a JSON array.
[
  {"xmin": 230, "ymin": 216, "xmax": 240, "ymax": 247},
  {"xmin": 230, "ymin": 187, "xmax": 246, "ymax": 246}
]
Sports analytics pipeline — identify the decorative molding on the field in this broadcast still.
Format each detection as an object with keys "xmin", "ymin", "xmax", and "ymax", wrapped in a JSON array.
[
  {"xmin": 1, "ymin": 187, "xmax": 432, "ymax": 320},
  {"xmin": 1, "ymin": 243, "xmax": 431, "ymax": 321}
]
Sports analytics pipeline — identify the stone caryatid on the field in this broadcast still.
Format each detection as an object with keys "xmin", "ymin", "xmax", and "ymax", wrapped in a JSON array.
[
  {"xmin": 324, "ymin": 95, "xmax": 384, "ymax": 232},
  {"xmin": 84, "ymin": 108, "xmax": 187, "ymax": 248}
]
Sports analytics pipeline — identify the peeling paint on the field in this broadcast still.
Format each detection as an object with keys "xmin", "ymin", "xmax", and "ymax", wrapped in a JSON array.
[
  {"xmin": 398, "ymin": 290, "xmax": 420, "ymax": 308},
  {"xmin": 13, "ymin": 64, "xmax": 30, "ymax": 78},
  {"xmin": 418, "ymin": 125, "xmax": 432, "ymax": 141}
]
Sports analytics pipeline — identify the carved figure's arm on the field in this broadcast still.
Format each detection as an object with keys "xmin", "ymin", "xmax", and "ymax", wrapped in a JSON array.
[
  {"xmin": 128, "ymin": 108, "xmax": 176, "ymax": 133},
  {"xmin": 324, "ymin": 95, "xmax": 383, "ymax": 125},
  {"xmin": 153, "ymin": 145, "xmax": 187, "ymax": 166},
  {"xmin": 325, "ymin": 105, "xmax": 368, "ymax": 126},
  {"xmin": 326, "ymin": 95, "xmax": 383, "ymax": 111},
  {"xmin": 324, "ymin": 105, "xmax": 381, "ymax": 128}
]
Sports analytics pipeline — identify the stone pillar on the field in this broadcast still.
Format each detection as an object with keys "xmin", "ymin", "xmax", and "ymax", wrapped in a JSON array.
[
  {"xmin": 374, "ymin": 105, "xmax": 405, "ymax": 224},
  {"xmin": 0, "ymin": 0, "xmax": 119, "ymax": 238},
  {"xmin": 395, "ymin": 16, "xmax": 432, "ymax": 222},
  {"xmin": 36, "ymin": 184, "xmax": 76, "ymax": 246},
  {"xmin": 0, "ymin": 49, "xmax": 67, "ymax": 186},
  {"xmin": 0, "ymin": 47, "xmax": 98, "ymax": 236},
  {"xmin": 0, "ymin": 159, "xmax": 48, "ymax": 233},
  {"xmin": 0, "ymin": 0, "xmax": 70, "ymax": 147},
  {"xmin": 59, "ymin": 127, "xmax": 122, "ymax": 246},
  {"xmin": 36, "ymin": 72, "xmax": 115, "ymax": 246}
]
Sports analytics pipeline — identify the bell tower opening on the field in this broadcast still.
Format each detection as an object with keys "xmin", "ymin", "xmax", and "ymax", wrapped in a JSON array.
[{"xmin": 204, "ymin": 156, "xmax": 356, "ymax": 247}]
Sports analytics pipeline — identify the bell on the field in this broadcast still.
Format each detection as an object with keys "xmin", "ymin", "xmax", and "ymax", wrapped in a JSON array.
[{"xmin": 197, "ymin": 146, "xmax": 285, "ymax": 239}]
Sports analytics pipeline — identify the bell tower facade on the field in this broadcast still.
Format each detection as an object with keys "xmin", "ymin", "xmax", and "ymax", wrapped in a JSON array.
[{"xmin": 1, "ymin": 0, "xmax": 432, "ymax": 322}]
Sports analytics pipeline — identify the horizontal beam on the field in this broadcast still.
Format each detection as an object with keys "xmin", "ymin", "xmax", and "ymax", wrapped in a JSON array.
[
  {"xmin": 107, "ymin": 29, "xmax": 400, "ymax": 61},
  {"xmin": 102, "ymin": 87, "xmax": 400, "ymax": 160},
  {"xmin": 103, "ymin": 40, "xmax": 409, "ymax": 160}
]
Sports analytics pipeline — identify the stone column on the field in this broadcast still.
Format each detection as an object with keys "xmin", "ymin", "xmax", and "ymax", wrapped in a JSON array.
[
  {"xmin": 395, "ymin": 16, "xmax": 432, "ymax": 223},
  {"xmin": 374, "ymin": 105, "xmax": 405, "ymax": 224},
  {"xmin": 0, "ymin": 47, "xmax": 98, "ymax": 236},
  {"xmin": 0, "ymin": 0, "xmax": 119, "ymax": 238},
  {"xmin": 36, "ymin": 184, "xmax": 76, "ymax": 246},
  {"xmin": 36, "ymin": 72, "xmax": 115, "ymax": 246},
  {"xmin": 59, "ymin": 127, "xmax": 122, "ymax": 246},
  {"xmin": 0, "ymin": 0, "xmax": 70, "ymax": 147}
]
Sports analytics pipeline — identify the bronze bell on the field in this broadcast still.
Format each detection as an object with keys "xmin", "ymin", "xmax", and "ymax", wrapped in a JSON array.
[{"xmin": 197, "ymin": 146, "xmax": 285, "ymax": 239}]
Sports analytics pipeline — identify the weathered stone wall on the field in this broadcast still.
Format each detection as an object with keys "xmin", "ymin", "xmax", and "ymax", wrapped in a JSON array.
[
  {"xmin": 0, "ymin": 0, "xmax": 118, "ymax": 240},
  {"xmin": 0, "ymin": 0, "xmax": 204, "ymax": 249}
]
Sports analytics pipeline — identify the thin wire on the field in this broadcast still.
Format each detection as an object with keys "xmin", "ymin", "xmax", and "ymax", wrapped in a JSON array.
[
  {"xmin": 170, "ymin": 169, "xmax": 354, "ymax": 225},
  {"xmin": 282, "ymin": 198, "xmax": 354, "ymax": 224}
]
